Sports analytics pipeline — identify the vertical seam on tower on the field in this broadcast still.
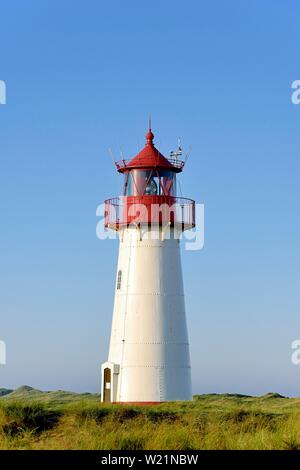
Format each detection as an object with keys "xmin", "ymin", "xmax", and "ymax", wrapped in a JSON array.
[{"xmin": 119, "ymin": 229, "xmax": 132, "ymax": 400}]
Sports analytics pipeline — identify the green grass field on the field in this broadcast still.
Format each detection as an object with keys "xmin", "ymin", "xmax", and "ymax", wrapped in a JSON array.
[{"xmin": 1, "ymin": 386, "xmax": 300, "ymax": 450}]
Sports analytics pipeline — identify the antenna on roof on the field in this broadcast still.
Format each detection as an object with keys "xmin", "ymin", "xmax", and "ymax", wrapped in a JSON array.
[
  {"xmin": 108, "ymin": 147, "xmax": 116, "ymax": 164},
  {"xmin": 120, "ymin": 148, "xmax": 125, "ymax": 162},
  {"xmin": 184, "ymin": 145, "xmax": 192, "ymax": 164},
  {"xmin": 148, "ymin": 115, "xmax": 152, "ymax": 130},
  {"xmin": 170, "ymin": 138, "xmax": 183, "ymax": 162}
]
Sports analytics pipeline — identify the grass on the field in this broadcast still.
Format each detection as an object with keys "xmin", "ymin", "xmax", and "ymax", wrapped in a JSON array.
[{"xmin": 0, "ymin": 387, "xmax": 300, "ymax": 449}]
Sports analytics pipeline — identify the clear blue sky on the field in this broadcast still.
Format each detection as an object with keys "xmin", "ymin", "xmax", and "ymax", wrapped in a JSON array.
[{"xmin": 1, "ymin": 0, "xmax": 300, "ymax": 396}]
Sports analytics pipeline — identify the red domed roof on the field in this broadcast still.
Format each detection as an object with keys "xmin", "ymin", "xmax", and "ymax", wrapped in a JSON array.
[{"xmin": 115, "ymin": 129, "xmax": 184, "ymax": 173}]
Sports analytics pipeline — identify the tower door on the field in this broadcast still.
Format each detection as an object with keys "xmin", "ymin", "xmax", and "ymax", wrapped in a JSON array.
[{"xmin": 103, "ymin": 367, "xmax": 111, "ymax": 402}]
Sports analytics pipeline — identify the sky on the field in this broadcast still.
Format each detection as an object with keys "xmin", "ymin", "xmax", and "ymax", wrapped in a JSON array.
[{"xmin": 0, "ymin": 0, "xmax": 300, "ymax": 396}]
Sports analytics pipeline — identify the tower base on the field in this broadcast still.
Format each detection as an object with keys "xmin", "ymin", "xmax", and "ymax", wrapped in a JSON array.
[{"xmin": 101, "ymin": 226, "xmax": 192, "ymax": 403}]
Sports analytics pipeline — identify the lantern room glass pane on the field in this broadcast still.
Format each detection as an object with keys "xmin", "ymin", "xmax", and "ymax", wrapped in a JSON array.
[
  {"xmin": 124, "ymin": 169, "xmax": 176, "ymax": 196},
  {"xmin": 145, "ymin": 174, "xmax": 159, "ymax": 195},
  {"xmin": 159, "ymin": 170, "xmax": 176, "ymax": 196},
  {"xmin": 124, "ymin": 170, "xmax": 151, "ymax": 195}
]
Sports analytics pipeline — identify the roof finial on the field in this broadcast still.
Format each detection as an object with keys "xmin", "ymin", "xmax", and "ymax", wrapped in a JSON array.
[{"xmin": 146, "ymin": 116, "xmax": 154, "ymax": 145}]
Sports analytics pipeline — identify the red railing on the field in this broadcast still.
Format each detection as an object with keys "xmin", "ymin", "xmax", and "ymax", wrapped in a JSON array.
[
  {"xmin": 104, "ymin": 196, "xmax": 195, "ymax": 231},
  {"xmin": 115, "ymin": 158, "xmax": 185, "ymax": 172}
]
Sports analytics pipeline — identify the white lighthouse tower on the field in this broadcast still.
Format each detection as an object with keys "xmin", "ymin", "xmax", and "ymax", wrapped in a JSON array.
[{"xmin": 101, "ymin": 127, "xmax": 195, "ymax": 403}]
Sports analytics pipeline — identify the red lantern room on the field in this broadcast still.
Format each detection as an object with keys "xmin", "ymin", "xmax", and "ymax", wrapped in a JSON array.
[{"xmin": 104, "ymin": 127, "xmax": 195, "ymax": 230}]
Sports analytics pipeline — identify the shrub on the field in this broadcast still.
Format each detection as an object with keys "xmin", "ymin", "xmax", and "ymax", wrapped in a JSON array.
[
  {"xmin": 194, "ymin": 413, "xmax": 208, "ymax": 434},
  {"xmin": 283, "ymin": 436, "xmax": 300, "ymax": 450},
  {"xmin": 144, "ymin": 409, "xmax": 179, "ymax": 423},
  {"xmin": 117, "ymin": 435, "xmax": 146, "ymax": 450},
  {"xmin": 112, "ymin": 407, "xmax": 142, "ymax": 423},
  {"xmin": 1, "ymin": 402, "xmax": 61, "ymax": 435},
  {"xmin": 76, "ymin": 407, "xmax": 112, "ymax": 423},
  {"xmin": 220, "ymin": 408, "xmax": 285, "ymax": 432}
]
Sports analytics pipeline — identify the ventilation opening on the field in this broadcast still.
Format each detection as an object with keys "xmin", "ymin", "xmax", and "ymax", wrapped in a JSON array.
[{"xmin": 117, "ymin": 270, "xmax": 122, "ymax": 289}]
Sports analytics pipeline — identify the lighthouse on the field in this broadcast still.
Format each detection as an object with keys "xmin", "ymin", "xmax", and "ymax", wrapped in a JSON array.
[{"xmin": 101, "ymin": 127, "xmax": 195, "ymax": 403}]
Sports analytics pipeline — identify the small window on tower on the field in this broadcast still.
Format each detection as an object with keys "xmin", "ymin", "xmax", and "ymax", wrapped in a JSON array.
[{"xmin": 117, "ymin": 270, "xmax": 122, "ymax": 290}]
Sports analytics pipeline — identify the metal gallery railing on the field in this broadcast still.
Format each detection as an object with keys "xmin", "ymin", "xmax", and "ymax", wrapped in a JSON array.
[{"xmin": 104, "ymin": 196, "xmax": 195, "ymax": 231}]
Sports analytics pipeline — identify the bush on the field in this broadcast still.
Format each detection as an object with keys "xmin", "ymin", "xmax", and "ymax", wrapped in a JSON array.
[
  {"xmin": 76, "ymin": 405, "xmax": 143, "ymax": 424},
  {"xmin": 117, "ymin": 435, "xmax": 146, "ymax": 450},
  {"xmin": 194, "ymin": 413, "xmax": 208, "ymax": 434},
  {"xmin": 112, "ymin": 407, "xmax": 142, "ymax": 423},
  {"xmin": 220, "ymin": 408, "xmax": 285, "ymax": 432},
  {"xmin": 1, "ymin": 402, "xmax": 61, "ymax": 435},
  {"xmin": 77, "ymin": 407, "xmax": 112, "ymax": 423},
  {"xmin": 144, "ymin": 409, "xmax": 179, "ymax": 423}
]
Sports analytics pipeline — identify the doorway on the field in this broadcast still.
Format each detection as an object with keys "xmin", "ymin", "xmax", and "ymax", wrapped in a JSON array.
[{"xmin": 103, "ymin": 367, "xmax": 111, "ymax": 402}]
